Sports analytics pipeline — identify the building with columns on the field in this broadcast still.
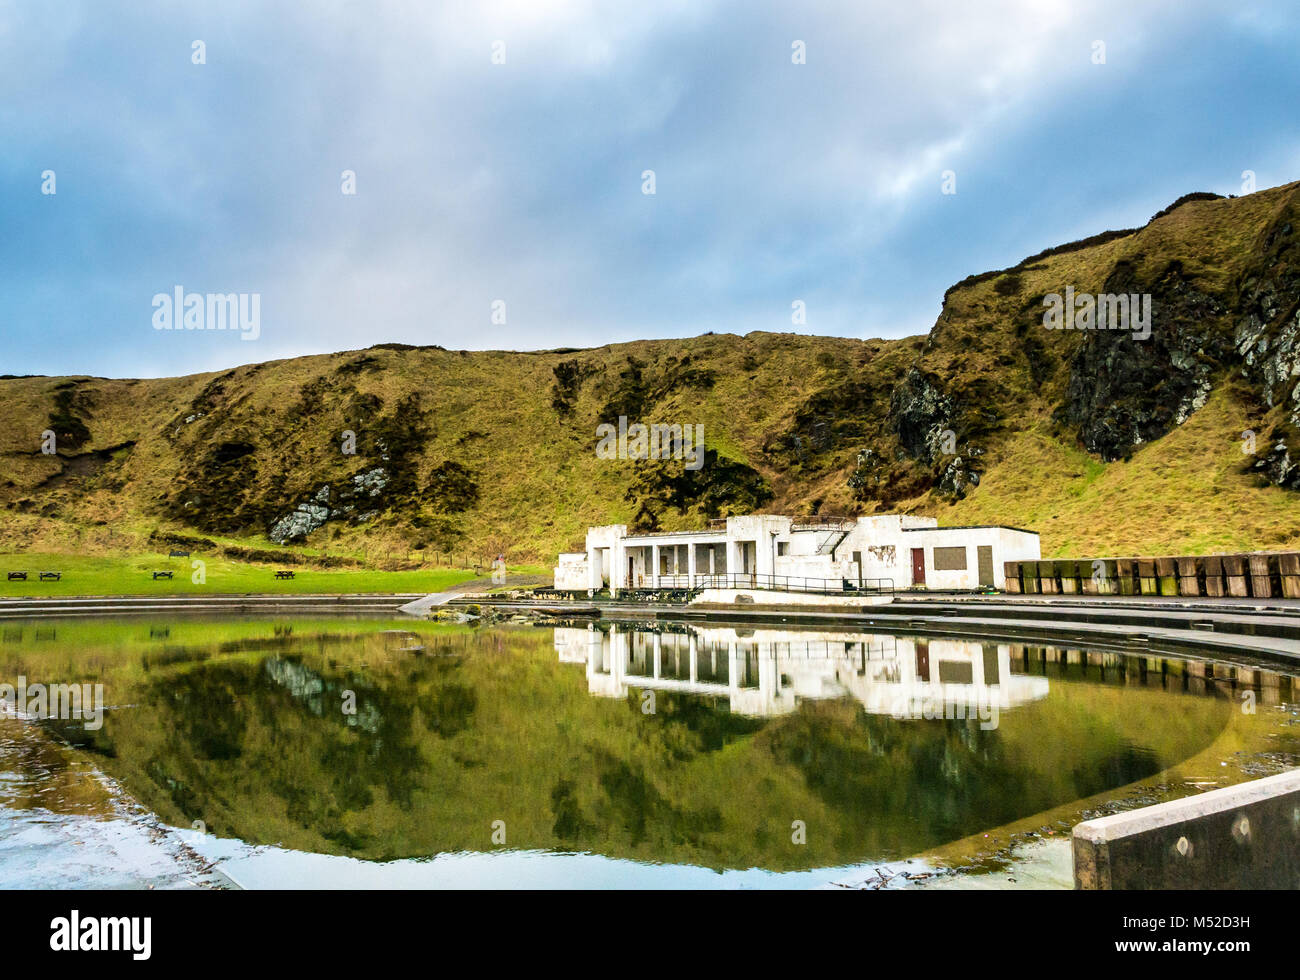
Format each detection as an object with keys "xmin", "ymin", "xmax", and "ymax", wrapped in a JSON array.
[{"xmin": 554, "ymin": 513, "xmax": 1040, "ymax": 593}]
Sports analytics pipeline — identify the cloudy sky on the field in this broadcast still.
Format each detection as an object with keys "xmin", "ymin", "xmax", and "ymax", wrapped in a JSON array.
[{"xmin": 2, "ymin": 0, "xmax": 1297, "ymax": 378}]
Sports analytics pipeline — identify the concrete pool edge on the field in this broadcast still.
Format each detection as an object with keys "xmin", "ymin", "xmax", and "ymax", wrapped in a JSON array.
[
  {"xmin": 1073, "ymin": 768, "xmax": 1300, "ymax": 889},
  {"xmin": 463, "ymin": 593, "xmax": 1300, "ymax": 669},
  {"xmin": 0, "ymin": 593, "xmax": 429, "ymax": 619},
  {"xmin": 8, "ymin": 590, "xmax": 1300, "ymax": 665}
]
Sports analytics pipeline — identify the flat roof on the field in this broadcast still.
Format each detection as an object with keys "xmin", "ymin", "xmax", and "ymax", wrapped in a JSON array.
[
  {"xmin": 622, "ymin": 530, "xmax": 728, "ymax": 540},
  {"xmin": 901, "ymin": 524, "xmax": 1039, "ymax": 536},
  {"xmin": 616, "ymin": 520, "xmax": 1039, "ymax": 540}
]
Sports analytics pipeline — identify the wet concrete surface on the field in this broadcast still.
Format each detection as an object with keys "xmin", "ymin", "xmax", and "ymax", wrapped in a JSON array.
[{"xmin": 0, "ymin": 713, "xmax": 230, "ymax": 889}]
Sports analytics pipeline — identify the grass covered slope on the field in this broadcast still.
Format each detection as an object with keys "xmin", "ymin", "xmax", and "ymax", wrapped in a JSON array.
[
  {"xmin": 2, "ymin": 181, "xmax": 1300, "ymax": 563},
  {"xmin": 938, "ymin": 386, "xmax": 1300, "ymax": 556},
  {"xmin": 0, "ymin": 334, "xmax": 915, "ymax": 564}
]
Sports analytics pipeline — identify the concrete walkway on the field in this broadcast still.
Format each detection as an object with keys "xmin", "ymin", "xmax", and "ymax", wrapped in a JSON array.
[
  {"xmin": 398, "ymin": 574, "xmax": 550, "ymax": 617},
  {"xmin": 396, "ymin": 592, "xmax": 459, "ymax": 616},
  {"xmin": 0, "ymin": 593, "xmax": 427, "ymax": 619}
]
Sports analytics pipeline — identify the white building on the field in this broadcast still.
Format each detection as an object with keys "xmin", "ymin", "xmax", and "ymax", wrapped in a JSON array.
[{"xmin": 554, "ymin": 514, "xmax": 1040, "ymax": 594}]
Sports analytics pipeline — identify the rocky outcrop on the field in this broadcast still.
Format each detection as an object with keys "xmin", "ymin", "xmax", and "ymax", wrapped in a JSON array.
[
  {"xmin": 268, "ymin": 467, "xmax": 390, "ymax": 543},
  {"xmin": 883, "ymin": 368, "xmax": 983, "ymax": 500},
  {"xmin": 1234, "ymin": 207, "xmax": 1300, "ymax": 488},
  {"xmin": 936, "ymin": 448, "xmax": 983, "ymax": 499},
  {"xmin": 847, "ymin": 447, "xmax": 885, "ymax": 499},
  {"xmin": 889, "ymin": 367, "xmax": 956, "ymax": 463},
  {"xmin": 762, "ymin": 378, "xmax": 879, "ymax": 471},
  {"xmin": 1058, "ymin": 260, "xmax": 1228, "ymax": 461},
  {"xmin": 268, "ymin": 488, "xmax": 332, "ymax": 543},
  {"xmin": 1252, "ymin": 438, "xmax": 1299, "ymax": 489}
]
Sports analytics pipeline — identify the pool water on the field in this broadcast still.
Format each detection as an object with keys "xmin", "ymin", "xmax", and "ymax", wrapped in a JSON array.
[{"xmin": 0, "ymin": 616, "xmax": 1296, "ymax": 888}]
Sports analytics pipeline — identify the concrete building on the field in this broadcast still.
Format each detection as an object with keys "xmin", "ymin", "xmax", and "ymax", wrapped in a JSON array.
[{"xmin": 554, "ymin": 514, "xmax": 1040, "ymax": 593}]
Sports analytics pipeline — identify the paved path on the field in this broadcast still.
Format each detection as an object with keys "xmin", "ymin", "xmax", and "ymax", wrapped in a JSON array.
[
  {"xmin": 398, "ymin": 574, "xmax": 549, "ymax": 617},
  {"xmin": 397, "ymin": 592, "xmax": 459, "ymax": 616}
]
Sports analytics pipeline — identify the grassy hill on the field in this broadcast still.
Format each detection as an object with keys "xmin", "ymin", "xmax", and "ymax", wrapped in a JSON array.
[{"xmin": 3, "ymin": 181, "xmax": 1300, "ymax": 566}]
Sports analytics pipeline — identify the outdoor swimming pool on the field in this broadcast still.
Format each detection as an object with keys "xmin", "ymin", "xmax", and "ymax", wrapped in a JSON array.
[{"xmin": 1, "ymin": 616, "xmax": 1297, "ymax": 888}]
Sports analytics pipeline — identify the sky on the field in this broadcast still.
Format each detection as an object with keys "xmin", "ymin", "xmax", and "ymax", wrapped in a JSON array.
[{"xmin": 1, "ymin": 0, "xmax": 1298, "ymax": 379}]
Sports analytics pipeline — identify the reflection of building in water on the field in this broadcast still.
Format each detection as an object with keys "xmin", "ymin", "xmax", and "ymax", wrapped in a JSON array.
[{"xmin": 553, "ymin": 624, "xmax": 1050, "ymax": 719}]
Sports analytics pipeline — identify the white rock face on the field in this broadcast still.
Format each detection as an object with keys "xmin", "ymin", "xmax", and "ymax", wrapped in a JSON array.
[{"xmin": 267, "ymin": 468, "xmax": 390, "ymax": 543}]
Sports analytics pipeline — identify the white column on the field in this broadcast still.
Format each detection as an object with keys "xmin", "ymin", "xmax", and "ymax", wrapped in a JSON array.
[
  {"xmin": 611, "ymin": 625, "xmax": 627, "ymax": 696},
  {"xmin": 651, "ymin": 544, "xmax": 660, "ymax": 588},
  {"xmin": 687, "ymin": 544, "xmax": 697, "ymax": 588},
  {"xmin": 587, "ymin": 623, "xmax": 600, "ymax": 667}
]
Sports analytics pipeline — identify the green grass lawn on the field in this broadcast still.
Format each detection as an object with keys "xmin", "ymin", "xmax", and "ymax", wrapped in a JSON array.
[{"xmin": 0, "ymin": 553, "xmax": 480, "ymax": 597}]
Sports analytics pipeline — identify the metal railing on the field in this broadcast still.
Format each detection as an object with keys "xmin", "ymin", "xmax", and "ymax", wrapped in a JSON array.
[
  {"xmin": 628, "ymin": 572, "xmax": 894, "ymax": 595},
  {"xmin": 789, "ymin": 516, "xmax": 854, "ymax": 533}
]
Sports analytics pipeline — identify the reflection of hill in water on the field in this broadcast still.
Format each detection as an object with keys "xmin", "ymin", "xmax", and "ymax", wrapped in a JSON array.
[{"xmin": 0, "ymin": 618, "xmax": 1248, "ymax": 871}]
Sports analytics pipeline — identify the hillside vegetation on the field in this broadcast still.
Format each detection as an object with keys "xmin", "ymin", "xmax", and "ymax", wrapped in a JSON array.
[{"xmin": 3, "ymin": 181, "xmax": 1300, "ymax": 563}]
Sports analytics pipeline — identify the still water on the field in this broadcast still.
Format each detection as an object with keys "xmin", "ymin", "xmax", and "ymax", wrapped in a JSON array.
[{"xmin": 0, "ymin": 617, "xmax": 1296, "ymax": 888}]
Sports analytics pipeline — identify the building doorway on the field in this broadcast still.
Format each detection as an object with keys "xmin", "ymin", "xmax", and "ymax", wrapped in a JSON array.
[
  {"xmin": 977, "ymin": 545, "xmax": 994, "ymax": 588},
  {"xmin": 738, "ymin": 541, "xmax": 757, "ymax": 585},
  {"xmin": 911, "ymin": 548, "xmax": 926, "ymax": 587}
]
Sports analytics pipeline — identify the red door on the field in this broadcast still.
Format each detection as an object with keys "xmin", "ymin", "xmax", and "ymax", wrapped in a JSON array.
[{"xmin": 911, "ymin": 548, "xmax": 926, "ymax": 587}]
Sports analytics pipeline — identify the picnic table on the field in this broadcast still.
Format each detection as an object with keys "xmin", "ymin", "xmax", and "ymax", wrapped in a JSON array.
[
  {"xmin": 274, "ymin": 570, "xmax": 296, "ymax": 580},
  {"xmin": 169, "ymin": 549, "xmax": 190, "ymax": 558},
  {"xmin": 39, "ymin": 571, "xmax": 61, "ymax": 581},
  {"xmin": 7, "ymin": 571, "xmax": 27, "ymax": 581},
  {"xmin": 152, "ymin": 571, "xmax": 174, "ymax": 580}
]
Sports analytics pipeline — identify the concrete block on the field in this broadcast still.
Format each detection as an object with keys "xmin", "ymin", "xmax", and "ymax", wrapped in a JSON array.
[
  {"xmin": 1004, "ymin": 561, "xmax": 1021, "ymax": 594},
  {"xmin": 1074, "ymin": 769, "xmax": 1300, "ymax": 889}
]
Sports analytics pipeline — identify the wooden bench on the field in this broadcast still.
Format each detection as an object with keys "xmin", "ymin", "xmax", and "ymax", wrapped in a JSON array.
[
  {"xmin": 38, "ymin": 571, "xmax": 61, "ymax": 581},
  {"xmin": 169, "ymin": 549, "xmax": 190, "ymax": 558},
  {"xmin": 274, "ymin": 570, "xmax": 296, "ymax": 580},
  {"xmin": 6, "ymin": 571, "xmax": 27, "ymax": 581},
  {"xmin": 152, "ymin": 571, "xmax": 174, "ymax": 580}
]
